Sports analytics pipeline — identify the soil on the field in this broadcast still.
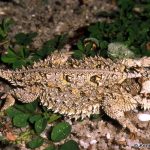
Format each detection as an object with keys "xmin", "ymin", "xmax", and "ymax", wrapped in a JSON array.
[{"xmin": 0, "ymin": 0, "xmax": 150, "ymax": 150}]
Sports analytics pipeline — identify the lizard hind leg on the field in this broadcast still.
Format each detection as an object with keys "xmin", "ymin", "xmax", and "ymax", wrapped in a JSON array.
[
  {"xmin": 1, "ymin": 86, "xmax": 40, "ymax": 111},
  {"xmin": 33, "ymin": 51, "xmax": 73, "ymax": 68},
  {"xmin": 13, "ymin": 87, "xmax": 40, "ymax": 103},
  {"xmin": 1, "ymin": 94, "xmax": 15, "ymax": 111},
  {"xmin": 101, "ymin": 88, "xmax": 138, "ymax": 133}
]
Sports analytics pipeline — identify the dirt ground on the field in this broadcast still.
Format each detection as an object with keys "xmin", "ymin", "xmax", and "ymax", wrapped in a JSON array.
[{"xmin": 0, "ymin": 0, "xmax": 150, "ymax": 150}]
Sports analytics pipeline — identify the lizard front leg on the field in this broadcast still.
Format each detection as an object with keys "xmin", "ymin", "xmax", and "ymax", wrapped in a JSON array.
[
  {"xmin": 102, "ymin": 105, "xmax": 138, "ymax": 133},
  {"xmin": 101, "ymin": 87, "xmax": 138, "ymax": 133},
  {"xmin": 33, "ymin": 51, "xmax": 73, "ymax": 68},
  {"xmin": 50, "ymin": 51, "xmax": 73, "ymax": 66},
  {"xmin": 1, "ymin": 86, "xmax": 40, "ymax": 110}
]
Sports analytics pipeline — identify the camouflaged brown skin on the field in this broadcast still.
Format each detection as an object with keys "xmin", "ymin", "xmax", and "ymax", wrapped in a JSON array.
[{"xmin": 0, "ymin": 51, "xmax": 150, "ymax": 133}]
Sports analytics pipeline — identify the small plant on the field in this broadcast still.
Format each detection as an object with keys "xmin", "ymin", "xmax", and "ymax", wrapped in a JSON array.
[
  {"xmin": 0, "ymin": 18, "xmax": 13, "ymax": 41},
  {"xmin": 51, "ymin": 122, "xmax": 71, "ymax": 142},
  {"xmin": 1, "ymin": 28, "xmax": 68, "ymax": 69},
  {"xmin": 27, "ymin": 136, "xmax": 44, "ymax": 149}
]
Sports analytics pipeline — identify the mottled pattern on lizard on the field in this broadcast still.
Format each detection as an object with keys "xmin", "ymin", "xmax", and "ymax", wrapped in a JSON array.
[{"xmin": 0, "ymin": 51, "xmax": 150, "ymax": 133}]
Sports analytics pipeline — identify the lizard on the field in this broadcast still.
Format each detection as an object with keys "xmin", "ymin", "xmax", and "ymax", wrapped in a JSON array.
[{"xmin": 0, "ymin": 51, "xmax": 150, "ymax": 133}]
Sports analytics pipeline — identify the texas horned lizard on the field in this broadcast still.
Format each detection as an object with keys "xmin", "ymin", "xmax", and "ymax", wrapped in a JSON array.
[{"xmin": 0, "ymin": 51, "xmax": 150, "ymax": 133}]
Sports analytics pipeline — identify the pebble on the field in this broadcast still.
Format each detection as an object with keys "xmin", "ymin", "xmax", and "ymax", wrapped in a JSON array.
[
  {"xmin": 141, "ymin": 80, "xmax": 150, "ymax": 94},
  {"xmin": 138, "ymin": 113, "xmax": 150, "ymax": 121},
  {"xmin": 90, "ymin": 139, "xmax": 97, "ymax": 145},
  {"xmin": 80, "ymin": 140, "xmax": 90, "ymax": 149},
  {"xmin": 106, "ymin": 132, "xmax": 111, "ymax": 139}
]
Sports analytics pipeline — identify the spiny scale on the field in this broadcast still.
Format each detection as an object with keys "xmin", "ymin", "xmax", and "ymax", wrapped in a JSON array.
[{"xmin": 0, "ymin": 51, "xmax": 150, "ymax": 133}]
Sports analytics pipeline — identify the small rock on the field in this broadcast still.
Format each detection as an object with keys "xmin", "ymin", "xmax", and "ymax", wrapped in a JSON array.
[
  {"xmin": 106, "ymin": 132, "xmax": 111, "ymax": 140},
  {"xmin": 126, "ymin": 139, "xmax": 139, "ymax": 148},
  {"xmin": 55, "ymin": 22, "xmax": 69, "ymax": 34},
  {"xmin": 108, "ymin": 42, "xmax": 135, "ymax": 60},
  {"xmin": 90, "ymin": 139, "xmax": 97, "ymax": 145},
  {"xmin": 141, "ymin": 80, "xmax": 150, "ymax": 94},
  {"xmin": 80, "ymin": 140, "xmax": 90, "ymax": 149},
  {"xmin": 117, "ymin": 137, "xmax": 126, "ymax": 145},
  {"xmin": 138, "ymin": 113, "xmax": 150, "ymax": 121}
]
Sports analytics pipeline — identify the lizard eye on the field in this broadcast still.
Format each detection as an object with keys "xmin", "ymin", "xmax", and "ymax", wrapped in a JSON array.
[
  {"xmin": 64, "ymin": 75, "xmax": 73, "ymax": 82},
  {"xmin": 90, "ymin": 75, "xmax": 101, "ymax": 85},
  {"xmin": 96, "ymin": 64, "xmax": 101, "ymax": 68},
  {"xmin": 90, "ymin": 75, "xmax": 101, "ymax": 81}
]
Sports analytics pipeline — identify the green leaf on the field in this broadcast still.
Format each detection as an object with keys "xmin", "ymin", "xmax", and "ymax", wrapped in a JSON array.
[
  {"xmin": 117, "ymin": 0, "xmax": 134, "ymax": 12},
  {"xmin": 77, "ymin": 40, "xmax": 84, "ymax": 51},
  {"xmin": 85, "ymin": 42, "xmax": 93, "ymax": 52},
  {"xmin": 90, "ymin": 114, "xmax": 101, "ymax": 120},
  {"xmin": 17, "ymin": 47, "xmax": 26, "ymax": 58},
  {"xmin": 59, "ymin": 140, "xmax": 79, "ymax": 150},
  {"xmin": 100, "ymin": 41, "xmax": 108, "ymax": 49},
  {"xmin": 6, "ymin": 107, "xmax": 24, "ymax": 118},
  {"xmin": 84, "ymin": 37, "xmax": 99, "ymax": 47},
  {"xmin": 35, "ymin": 118, "xmax": 47, "ymax": 134},
  {"xmin": 1, "ymin": 48, "xmax": 18, "ymax": 63},
  {"xmin": 13, "ymin": 114, "xmax": 29, "ymax": 127},
  {"xmin": 88, "ymin": 23, "xmax": 101, "ymax": 35},
  {"xmin": 14, "ymin": 104, "xmax": 29, "ymax": 112},
  {"xmin": 56, "ymin": 34, "xmax": 68, "ymax": 49},
  {"xmin": 12, "ymin": 60, "xmax": 26, "ymax": 69},
  {"xmin": 35, "ymin": 40, "xmax": 55, "ymax": 58},
  {"xmin": 15, "ymin": 32, "xmax": 37, "ymax": 46},
  {"xmin": 44, "ymin": 145, "xmax": 56, "ymax": 150},
  {"xmin": 0, "ymin": 28, "xmax": 6, "ymax": 40},
  {"xmin": 72, "ymin": 50, "xmax": 84, "ymax": 59},
  {"xmin": 48, "ymin": 114, "xmax": 61, "ymax": 123},
  {"xmin": 14, "ymin": 101, "xmax": 38, "ymax": 113},
  {"xmin": 51, "ymin": 122, "xmax": 71, "ymax": 142},
  {"xmin": 0, "ymin": 18, "xmax": 13, "ymax": 40},
  {"xmin": 0, "ymin": 136, "xmax": 4, "ymax": 141},
  {"xmin": 2, "ymin": 18, "xmax": 13, "ymax": 33},
  {"xmin": 1, "ymin": 46, "xmax": 33, "ymax": 69},
  {"xmin": 27, "ymin": 136, "xmax": 44, "ymax": 149},
  {"xmin": 29, "ymin": 114, "xmax": 42, "ymax": 124},
  {"xmin": 35, "ymin": 35, "xmax": 68, "ymax": 59},
  {"xmin": 24, "ymin": 100, "xmax": 38, "ymax": 112}
]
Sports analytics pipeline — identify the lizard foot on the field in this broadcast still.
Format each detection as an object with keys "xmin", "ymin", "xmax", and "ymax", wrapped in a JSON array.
[{"xmin": 1, "ymin": 94, "xmax": 15, "ymax": 111}]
